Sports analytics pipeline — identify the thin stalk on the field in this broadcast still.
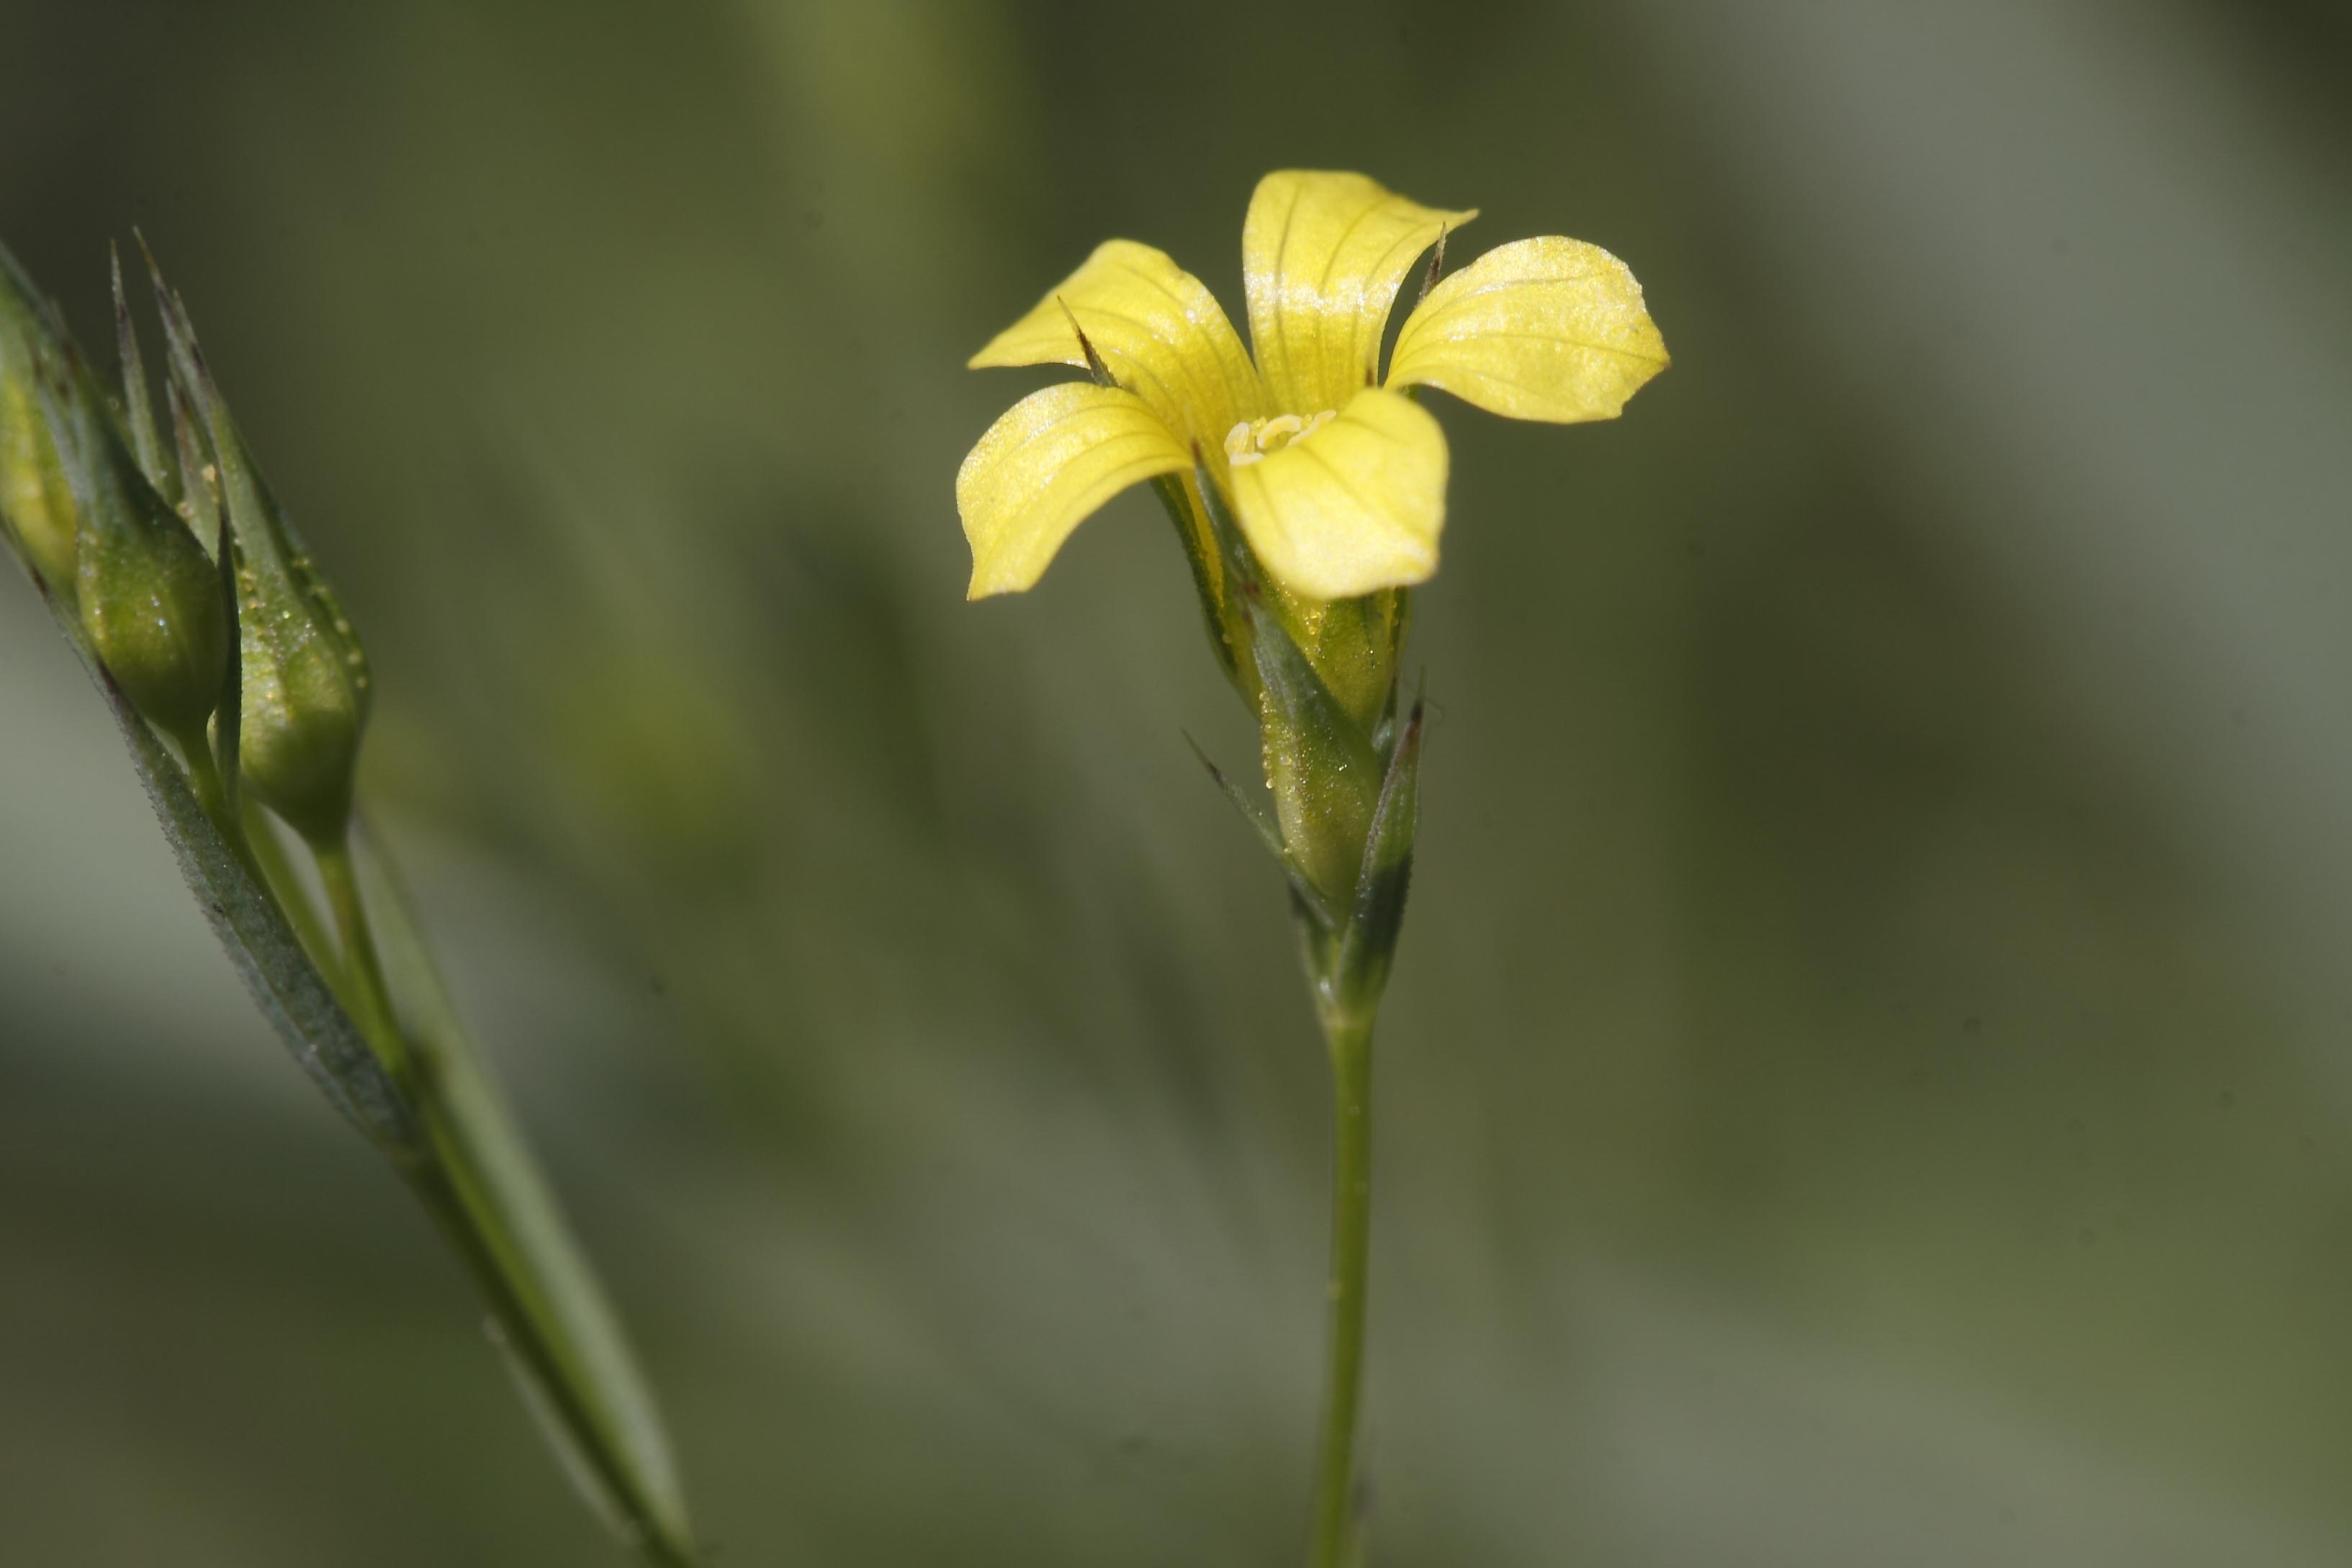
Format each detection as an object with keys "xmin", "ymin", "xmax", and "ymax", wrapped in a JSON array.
[
  {"xmin": 178, "ymin": 739, "xmax": 266, "ymax": 883},
  {"xmin": 313, "ymin": 823, "xmax": 701, "ymax": 1567},
  {"xmin": 1308, "ymin": 1012, "xmax": 1376, "ymax": 1568},
  {"xmin": 313, "ymin": 834, "xmax": 409, "ymax": 1079},
  {"xmin": 240, "ymin": 798, "xmax": 344, "ymax": 992}
]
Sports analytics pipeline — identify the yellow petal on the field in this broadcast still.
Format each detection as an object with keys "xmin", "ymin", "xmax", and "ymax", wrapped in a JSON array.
[
  {"xmin": 968, "ymin": 240, "xmax": 1261, "ymax": 447},
  {"xmin": 1227, "ymin": 386, "xmax": 1446, "ymax": 601},
  {"xmin": 1387, "ymin": 235, "xmax": 1669, "ymax": 422},
  {"xmin": 957, "ymin": 382, "xmax": 1192, "ymax": 599},
  {"xmin": 1242, "ymin": 171, "xmax": 1476, "ymax": 418}
]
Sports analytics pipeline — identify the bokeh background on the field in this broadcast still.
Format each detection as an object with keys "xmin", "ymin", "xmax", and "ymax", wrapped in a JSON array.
[{"xmin": 4, "ymin": 1, "xmax": 2350, "ymax": 1563}]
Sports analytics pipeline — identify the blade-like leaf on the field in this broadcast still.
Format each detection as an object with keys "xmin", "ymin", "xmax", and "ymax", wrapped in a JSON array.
[
  {"xmin": 96, "ymin": 636, "xmax": 418, "ymax": 1155},
  {"xmin": 351, "ymin": 819, "xmax": 699, "ymax": 1564}
]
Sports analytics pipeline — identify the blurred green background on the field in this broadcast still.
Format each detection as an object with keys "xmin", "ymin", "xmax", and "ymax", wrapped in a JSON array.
[{"xmin": 4, "ymin": 1, "xmax": 2351, "ymax": 1563}]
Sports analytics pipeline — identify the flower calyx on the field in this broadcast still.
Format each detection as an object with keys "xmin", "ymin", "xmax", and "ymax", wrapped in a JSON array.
[{"xmin": 142, "ymin": 244, "xmax": 373, "ymax": 847}]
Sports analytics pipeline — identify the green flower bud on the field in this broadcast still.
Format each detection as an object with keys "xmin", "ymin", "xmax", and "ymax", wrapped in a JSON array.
[
  {"xmin": 140, "ymin": 259, "xmax": 371, "ymax": 844},
  {"xmin": 51, "ymin": 374, "xmax": 228, "ymax": 749},
  {"xmin": 0, "ymin": 249, "xmax": 80, "ymax": 597},
  {"xmin": 231, "ymin": 542, "xmax": 371, "ymax": 845}
]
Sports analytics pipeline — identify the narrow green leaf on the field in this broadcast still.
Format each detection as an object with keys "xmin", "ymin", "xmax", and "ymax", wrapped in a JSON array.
[
  {"xmin": 102, "ymin": 657, "xmax": 420, "ymax": 1155},
  {"xmin": 351, "ymin": 821, "xmax": 700, "ymax": 1564}
]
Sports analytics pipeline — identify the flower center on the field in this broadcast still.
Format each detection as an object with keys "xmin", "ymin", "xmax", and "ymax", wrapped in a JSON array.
[{"xmin": 1224, "ymin": 409, "xmax": 1338, "ymax": 467}]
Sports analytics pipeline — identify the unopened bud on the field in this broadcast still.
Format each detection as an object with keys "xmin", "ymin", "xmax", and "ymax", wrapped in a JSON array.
[
  {"xmin": 0, "ymin": 248, "xmax": 80, "ymax": 595},
  {"xmin": 232, "ymin": 545, "xmax": 371, "ymax": 844},
  {"xmin": 49, "ymin": 367, "xmax": 227, "ymax": 749},
  {"xmin": 142, "ymin": 256, "xmax": 370, "ymax": 844}
]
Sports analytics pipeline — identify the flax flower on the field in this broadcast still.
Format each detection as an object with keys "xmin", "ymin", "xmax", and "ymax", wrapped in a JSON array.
[
  {"xmin": 958, "ymin": 171, "xmax": 1669, "ymax": 1568},
  {"xmin": 958, "ymin": 169, "xmax": 1668, "ymax": 601}
]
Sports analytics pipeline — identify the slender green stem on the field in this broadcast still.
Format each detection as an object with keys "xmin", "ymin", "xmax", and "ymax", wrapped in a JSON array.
[
  {"xmin": 240, "ymin": 798, "xmax": 345, "ymax": 991},
  {"xmin": 1309, "ymin": 1012, "xmax": 1376, "ymax": 1568},
  {"xmin": 313, "ymin": 834, "xmax": 409, "ymax": 1080},
  {"xmin": 178, "ymin": 738, "xmax": 266, "ymax": 883}
]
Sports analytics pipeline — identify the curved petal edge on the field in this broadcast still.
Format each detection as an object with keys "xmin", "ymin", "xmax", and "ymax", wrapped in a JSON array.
[
  {"xmin": 1243, "ymin": 171, "xmax": 1477, "ymax": 418},
  {"xmin": 1227, "ymin": 385, "xmax": 1448, "ymax": 602},
  {"xmin": 968, "ymin": 240, "xmax": 1261, "ymax": 447},
  {"xmin": 1389, "ymin": 235, "xmax": 1668, "ymax": 423},
  {"xmin": 958, "ymin": 382, "xmax": 1192, "ymax": 599}
]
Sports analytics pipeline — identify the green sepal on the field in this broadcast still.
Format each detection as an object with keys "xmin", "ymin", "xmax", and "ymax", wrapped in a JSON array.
[
  {"xmin": 1185, "ymin": 731, "xmax": 1340, "ymax": 932},
  {"xmin": 110, "ymin": 243, "xmax": 176, "ymax": 503},
  {"xmin": 143, "ymin": 245, "xmax": 372, "ymax": 844},
  {"xmin": 212, "ymin": 505, "xmax": 244, "ymax": 821},
  {"xmin": 1192, "ymin": 454, "xmax": 1383, "ymax": 907},
  {"xmin": 1369, "ymin": 590, "xmax": 1411, "ymax": 755},
  {"xmin": 1151, "ymin": 472, "xmax": 1251, "ymax": 696},
  {"xmin": 1332, "ymin": 688, "xmax": 1423, "ymax": 1019},
  {"xmin": 37, "ymin": 340, "xmax": 228, "ymax": 751},
  {"xmin": 1294, "ymin": 589, "xmax": 1401, "ymax": 738},
  {"xmin": 166, "ymin": 372, "xmax": 219, "ymax": 551}
]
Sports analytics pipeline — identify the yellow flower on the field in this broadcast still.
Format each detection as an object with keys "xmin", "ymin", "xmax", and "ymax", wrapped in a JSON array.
[{"xmin": 958, "ymin": 170, "xmax": 1669, "ymax": 603}]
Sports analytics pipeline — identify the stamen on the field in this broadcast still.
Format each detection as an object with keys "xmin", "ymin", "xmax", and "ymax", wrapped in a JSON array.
[{"xmin": 1222, "ymin": 408, "xmax": 1342, "ymax": 469}]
